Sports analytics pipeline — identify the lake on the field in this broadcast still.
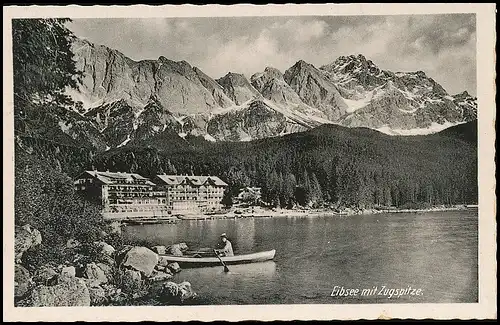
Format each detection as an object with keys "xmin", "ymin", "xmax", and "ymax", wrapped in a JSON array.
[{"xmin": 122, "ymin": 210, "xmax": 478, "ymax": 305}]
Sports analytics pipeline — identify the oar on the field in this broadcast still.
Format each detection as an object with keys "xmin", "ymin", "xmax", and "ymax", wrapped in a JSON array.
[{"xmin": 214, "ymin": 249, "xmax": 230, "ymax": 273}]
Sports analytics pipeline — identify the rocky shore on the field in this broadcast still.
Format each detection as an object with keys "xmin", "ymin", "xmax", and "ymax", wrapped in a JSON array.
[
  {"xmin": 186, "ymin": 204, "xmax": 470, "ymax": 219},
  {"xmin": 14, "ymin": 224, "xmax": 197, "ymax": 307}
]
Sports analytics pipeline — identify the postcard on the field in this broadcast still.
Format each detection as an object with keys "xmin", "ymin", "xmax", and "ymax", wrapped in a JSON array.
[{"xmin": 3, "ymin": 3, "xmax": 496, "ymax": 321}]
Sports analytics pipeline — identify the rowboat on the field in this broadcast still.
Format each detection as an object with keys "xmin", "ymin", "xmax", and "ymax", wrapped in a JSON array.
[{"xmin": 160, "ymin": 249, "xmax": 276, "ymax": 268}]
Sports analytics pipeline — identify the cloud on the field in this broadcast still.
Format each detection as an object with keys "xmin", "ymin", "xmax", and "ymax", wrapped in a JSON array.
[{"xmin": 68, "ymin": 14, "xmax": 477, "ymax": 95}]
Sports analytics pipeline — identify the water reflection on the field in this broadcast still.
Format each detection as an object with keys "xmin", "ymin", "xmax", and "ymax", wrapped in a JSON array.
[
  {"xmin": 234, "ymin": 218, "xmax": 255, "ymax": 253},
  {"xmin": 123, "ymin": 210, "xmax": 478, "ymax": 304}
]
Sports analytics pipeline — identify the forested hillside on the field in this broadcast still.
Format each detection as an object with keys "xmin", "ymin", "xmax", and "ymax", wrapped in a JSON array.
[{"xmin": 90, "ymin": 121, "xmax": 478, "ymax": 209}]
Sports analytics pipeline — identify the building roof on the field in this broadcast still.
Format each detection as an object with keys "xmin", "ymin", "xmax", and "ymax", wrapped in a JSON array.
[
  {"xmin": 156, "ymin": 174, "xmax": 228, "ymax": 187},
  {"xmin": 237, "ymin": 187, "xmax": 262, "ymax": 199},
  {"xmin": 76, "ymin": 171, "xmax": 155, "ymax": 186},
  {"xmin": 239, "ymin": 187, "xmax": 262, "ymax": 193}
]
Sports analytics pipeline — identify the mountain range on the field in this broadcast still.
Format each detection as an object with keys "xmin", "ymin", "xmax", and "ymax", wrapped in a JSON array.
[{"xmin": 57, "ymin": 38, "xmax": 477, "ymax": 150}]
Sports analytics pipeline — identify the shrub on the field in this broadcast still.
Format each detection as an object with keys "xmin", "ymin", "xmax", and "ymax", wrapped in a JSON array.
[{"xmin": 15, "ymin": 148, "xmax": 106, "ymax": 266}]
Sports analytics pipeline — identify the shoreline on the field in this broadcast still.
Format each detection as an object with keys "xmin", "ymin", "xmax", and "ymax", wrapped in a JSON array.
[{"xmin": 116, "ymin": 205, "xmax": 475, "ymax": 225}]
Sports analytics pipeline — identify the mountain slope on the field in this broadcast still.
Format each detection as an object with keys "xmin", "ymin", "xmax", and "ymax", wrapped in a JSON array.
[
  {"xmin": 71, "ymin": 39, "xmax": 223, "ymax": 115},
  {"xmin": 65, "ymin": 38, "xmax": 477, "ymax": 147},
  {"xmin": 284, "ymin": 60, "xmax": 348, "ymax": 121},
  {"xmin": 216, "ymin": 72, "xmax": 261, "ymax": 105}
]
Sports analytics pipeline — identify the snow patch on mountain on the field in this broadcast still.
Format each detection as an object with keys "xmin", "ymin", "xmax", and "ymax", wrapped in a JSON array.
[
  {"xmin": 377, "ymin": 121, "xmax": 465, "ymax": 136},
  {"xmin": 343, "ymin": 96, "xmax": 371, "ymax": 113}
]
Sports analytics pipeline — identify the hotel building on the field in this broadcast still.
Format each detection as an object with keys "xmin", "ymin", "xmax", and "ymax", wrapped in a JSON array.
[
  {"xmin": 154, "ymin": 175, "xmax": 228, "ymax": 214},
  {"xmin": 74, "ymin": 171, "xmax": 227, "ymax": 219}
]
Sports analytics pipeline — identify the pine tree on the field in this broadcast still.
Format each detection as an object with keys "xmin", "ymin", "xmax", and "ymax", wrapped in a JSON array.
[{"xmin": 12, "ymin": 19, "xmax": 82, "ymax": 121}]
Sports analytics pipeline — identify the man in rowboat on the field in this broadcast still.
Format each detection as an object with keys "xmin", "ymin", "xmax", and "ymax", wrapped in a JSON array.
[{"xmin": 214, "ymin": 233, "xmax": 234, "ymax": 257}]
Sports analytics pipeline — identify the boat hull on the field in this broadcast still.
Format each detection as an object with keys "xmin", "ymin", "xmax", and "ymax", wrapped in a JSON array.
[{"xmin": 161, "ymin": 249, "xmax": 276, "ymax": 268}]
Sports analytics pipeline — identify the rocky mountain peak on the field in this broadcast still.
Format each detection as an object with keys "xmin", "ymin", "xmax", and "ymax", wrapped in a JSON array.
[
  {"xmin": 193, "ymin": 67, "xmax": 234, "ymax": 108},
  {"xmin": 455, "ymin": 90, "xmax": 473, "ymax": 99},
  {"xmin": 290, "ymin": 59, "xmax": 316, "ymax": 72},
  {"xmin": 263, "ymin": 67, "xmax": 284, "ymax": 80},
  {"xmin": 216, "ymin": 72, "xmax": 261, "ymax": 105},
  {"xmin": 284, "ymin": 60, "xmax": 348, "ymax": 121},
  {"xmin": 65, "ymin": 37, "xmax": 477, "ymax": 145},
  {"xmin": 217, "ymin": 72, "xmax": 250, "ymax": 86}
]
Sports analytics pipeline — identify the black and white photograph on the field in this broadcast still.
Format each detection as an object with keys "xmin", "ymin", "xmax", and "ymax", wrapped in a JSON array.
[{"xmin": 3, "ymin": 3, "xmax": 496, "ymax": 321}]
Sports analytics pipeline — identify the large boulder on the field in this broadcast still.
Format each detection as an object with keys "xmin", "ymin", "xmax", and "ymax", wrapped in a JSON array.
[
  {"xmin": 31, "ymin": 276, "xmax": 91, "ymax": 306},
  {"xmin": 15, "ymin": 224, "xmax": 42, "ymax": 261},
  {"xmin": 14, "ymin": 264, "xmax": 31, "ymax": 298},
  {"xmin": 120, "ymin": 269, "xmax": 142, "ymax": 293},
  {"xmin": 121, "ymin": 246, "xmax": 158, "ymax": 277},
  {"xmin": 85, "ymin": 262, "xmax": 108, "ymax": 285},
  {"xmin": 151, "ymin": 245, "xmax": 167, "ymax": 255}
]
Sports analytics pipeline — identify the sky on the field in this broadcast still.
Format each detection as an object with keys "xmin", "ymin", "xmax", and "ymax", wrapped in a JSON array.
[{"xmin": 68, "ymin": 14, "xmax": 476, "ymax": 96}]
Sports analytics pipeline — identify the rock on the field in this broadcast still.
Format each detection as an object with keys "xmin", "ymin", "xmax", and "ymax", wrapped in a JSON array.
[
  {"xmin": 160, "ymin": 281, "xmax": 179, "ymax": 301},
  {"xmin": 177, "ymin": 242, "xmax": 189, "ymax": 251},
  {"xmin": 155, "ymin": 264, "xmax": 173, "ymax": 275},
  {"xmin": 31, "ymin": 276, "xmax": 91, "ymax": 306},
  {"xmin": 66, "ymin": 238, "xmax": 81, "ymax": 249},
  {"xmin": 95, "ymin": 241, "xmax": 116, "ymax": 256},
  {"xmin": 15, "ymin": 264, "xmax": 31, "ymax": 298},
  {"xmin": 148, "ymin": 270, "xmax": 173, "ymax": 282},
  {"xmin": 158, "ymin": 281, "xmax": 196, "ymax": 303},
  {"xmin": 167, "ymin": 262, "xmax": 181, "ymax": 274},
  {"xmin": 85, "ymin": 262, "xmax": 107, "ymax": 285},
  {"xmin": 60, "ymin": 266, "xmax": 76, "ymax": 278},
  {"xmin": 151, "ymin": 245, "xmax": 167, "ymax": 255},
  {"xmin": 88, "ymin": 285, "xmax": 107, "ymax": 306},
  {"xmin": 15, "ymin": 224, "xmax": 42, "ymax": 260},
  {"xmin": 178, "ymin": 281, "xmax": 196, "ymax": 301},
  {"xmin": 120, "ymin": 269, "xmax": 142, "ymax": 293},
  {"xmin": 158, "ymin": 256, "xmax": 170, "ymax": 267},
  {"xmin": 121, "ymin": 246, "xmax": 159, "ymax": 277},
  {"xmin": 169, "ymin": 244, "xmax": 183, "ymax": 256},
  {"xmin": 33, "ymin": 265, "xmax": 58, "ymax": 285}
]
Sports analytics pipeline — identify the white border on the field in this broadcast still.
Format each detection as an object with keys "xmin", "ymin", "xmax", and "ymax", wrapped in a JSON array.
[{"xmin": 3, "ymin": 3, "xmax": 497, "ymax": 321}]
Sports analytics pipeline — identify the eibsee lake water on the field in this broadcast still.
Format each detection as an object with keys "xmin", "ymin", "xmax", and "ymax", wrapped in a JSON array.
[{"xmin": 123, "ymin": 210, "xmax": 478, "ymax": 305}]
